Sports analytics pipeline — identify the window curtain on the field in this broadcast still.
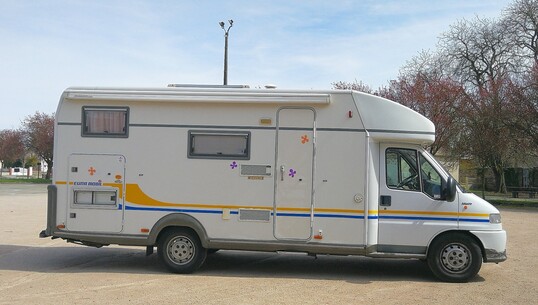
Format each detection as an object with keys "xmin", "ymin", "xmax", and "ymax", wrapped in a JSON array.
[{"xmin": 86, "ymin": 110, "xmax": 126, "ymax": 134}]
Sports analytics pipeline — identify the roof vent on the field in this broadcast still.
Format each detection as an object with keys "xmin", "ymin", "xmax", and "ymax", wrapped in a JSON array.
[
  {"xmin": 167, "ymin": 84, "xmax": 250, "ymax": 89},
  {"xmin": 264, "ymin": 84, "xmax": 277, "ymax": 89}
]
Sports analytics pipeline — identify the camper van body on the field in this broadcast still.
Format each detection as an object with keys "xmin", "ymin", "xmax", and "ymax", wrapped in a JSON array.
[{"xmin": 41, "ymin": 86, "xmax": 506, "ymax": 282}]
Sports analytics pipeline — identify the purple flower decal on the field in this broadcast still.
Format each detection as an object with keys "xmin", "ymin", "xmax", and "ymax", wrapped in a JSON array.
[
  {"xmin": 230, "ymin": 161, "xmax": 238, "ymax": 169},
  {"xmin": 289, "ymin": 168, "xmax": 297, "ymax": 178}
]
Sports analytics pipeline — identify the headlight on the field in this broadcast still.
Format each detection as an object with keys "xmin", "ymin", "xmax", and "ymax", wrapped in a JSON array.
[{"xmin": 489, "ymin": 213, "xmax": 502, "ymax": 224}]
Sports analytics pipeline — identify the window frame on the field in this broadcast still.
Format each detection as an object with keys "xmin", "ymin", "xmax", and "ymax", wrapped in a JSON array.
[
  {"xmin": 418, "ymin": 152, "xmax": 445, "ymax": 200},
  {"xmin": 73, "ymin": 189, "xmax": 118, "ymax": 208},
  {"xmin": 187, "ymin": 130, "xmax": 251, "ymax": 160},
  {"xmin": 385, "ymin": 147, "xmax": 447, "ymax": 200},
  {"xmin": 81, "ymin": 106, "xmax": 129, "ymax": 138},
  {"xmin": 386, "ymin": 148, "xmax": 421, "ymax": 192}
]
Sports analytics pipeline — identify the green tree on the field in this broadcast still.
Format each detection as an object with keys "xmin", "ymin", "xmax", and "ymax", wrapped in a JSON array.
[{"xmin": 21, "ymin": 112, "xmax": 54, "ymax": 179}]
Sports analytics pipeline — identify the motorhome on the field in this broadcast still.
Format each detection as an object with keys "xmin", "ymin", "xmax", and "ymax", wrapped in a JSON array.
[{"xmin": 40, "ymin": 85, "xmax": 506, "ymax": 282}]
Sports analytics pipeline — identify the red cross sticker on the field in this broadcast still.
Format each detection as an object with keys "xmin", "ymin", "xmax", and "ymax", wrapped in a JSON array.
[{"xmin": 88, "ymin": 167, "xmax": 96, "ymax": 176}]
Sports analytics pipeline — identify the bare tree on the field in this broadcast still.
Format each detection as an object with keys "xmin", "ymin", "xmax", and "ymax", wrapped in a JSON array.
[
  {"xmin": 21, "ymin": 112, "xmax": 54, "ymax": 179},
  {"xmin": 332, "ymin": 80, "xmax": 374, "ymax": 94},
  {"xmin": 506, "ymin": 64, "xmax": 538, "ymax": 153},
  {"xmin": 439, "ymin": 16, "xmax": 520, "ymax": 193},
  {"xmin": 504, "ymin": 0, "xmax": 538, "ymax": 65},
  {"xmin": 440, "ymin": 17, "xmax": 517, "ymax": 90}
]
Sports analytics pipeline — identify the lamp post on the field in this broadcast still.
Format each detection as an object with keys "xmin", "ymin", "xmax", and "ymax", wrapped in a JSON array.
[{"xmin": 219, "ymin": 19, "xmax": 233, "ymax": 85}]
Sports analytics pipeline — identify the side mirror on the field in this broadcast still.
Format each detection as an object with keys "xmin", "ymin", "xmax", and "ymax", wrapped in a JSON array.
[{"xmin": 444, "ymin": 176, "xmax": 457, "ymax": 202}]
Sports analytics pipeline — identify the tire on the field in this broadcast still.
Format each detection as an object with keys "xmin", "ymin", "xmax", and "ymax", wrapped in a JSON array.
[
  {"xmin": 427, "ymin": 233, "xmax": 482, "ymax": 283},
  {"xmin": 158, "ymin": 228, "xmax": 207, "ymax": 274}
]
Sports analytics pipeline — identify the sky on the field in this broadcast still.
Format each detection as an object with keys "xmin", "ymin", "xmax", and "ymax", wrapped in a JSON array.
[{"xmin": 0, "ymin": 0, "xmax": 512, "ymax": 130}]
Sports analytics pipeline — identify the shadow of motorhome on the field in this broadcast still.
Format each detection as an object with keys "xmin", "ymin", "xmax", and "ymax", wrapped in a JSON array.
[{"xmin": 0, "ymin": 244, "xmax": 479, "ymax": 283}]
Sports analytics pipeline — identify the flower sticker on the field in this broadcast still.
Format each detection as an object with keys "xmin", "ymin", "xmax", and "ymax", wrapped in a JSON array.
[
  {"xmin": 289, "ymin": 168, "xmax": 297, "ymax": 178},
  {"xmin": 301, "ymin": 135, "xmax": 309, "ymax": 144},
  {"xmin": 230, "ymin": 161, "xmax": 238, "ymax": 169}
]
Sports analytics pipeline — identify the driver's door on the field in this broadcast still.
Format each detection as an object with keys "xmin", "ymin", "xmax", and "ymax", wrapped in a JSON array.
[{"xmin": 378, "ymin": 144, "xmax": 458, "ymax": 253}]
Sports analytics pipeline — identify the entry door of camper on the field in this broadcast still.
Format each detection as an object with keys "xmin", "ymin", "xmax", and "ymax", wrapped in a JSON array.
[
  {"xmin": 274, "ymin": 107, "xmax": 315, "ymax": 240},
  {"xmin": 66, "ymin": 154, "xmax": 125, "ymax": 233}
]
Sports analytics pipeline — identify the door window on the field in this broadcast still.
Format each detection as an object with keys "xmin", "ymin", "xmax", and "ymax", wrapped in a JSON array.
[
  {"xmin": 419, "ymin": 154, "xmax": 443, "ymax": 199},
  {"xmin": 386, "ymin": 148, "xmax": 420, "ymax": 191},
  {"xmin": 385, "ymin": 148, "xmax": 444, "ymax": 199}
]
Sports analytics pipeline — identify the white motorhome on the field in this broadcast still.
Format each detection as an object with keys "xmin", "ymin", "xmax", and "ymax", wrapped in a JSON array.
[{"xmin": 41, "ymin": 85, "xmax": 506, "ymax": 282}]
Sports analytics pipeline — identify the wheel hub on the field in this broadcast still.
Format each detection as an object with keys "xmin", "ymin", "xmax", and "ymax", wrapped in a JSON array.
[
  {"xmin": 167, "ymin": 236, "xmax": 195, "ymax": 265},
  {"xmin": 441, "ymin": 243, "xmax": 470, "ymax": 272}
]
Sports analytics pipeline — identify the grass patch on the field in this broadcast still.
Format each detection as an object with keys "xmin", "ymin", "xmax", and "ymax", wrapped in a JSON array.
[
  {"xmin": 489, "ymin": 199, "xmax": 538, "ymax": 207},
  {"xmin": 468, "ymin": 189, "xmax": 538, "ymax": 207},
  {"xmin": 0, "ymin": 178, "xmax": 52, "ymax": 184}
]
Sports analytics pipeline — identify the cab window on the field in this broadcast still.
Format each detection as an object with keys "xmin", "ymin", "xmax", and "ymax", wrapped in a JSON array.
[
  {"xmin": 419, "ymin": 153, "xmax": 443, "ymax": 199},
  {"xmin": 386, "ymin": 148, "xmax": 420, "ymax": 191},
  {"xmin": 386, "ymin": 148, "xmax": 444, "ymax": 199}
]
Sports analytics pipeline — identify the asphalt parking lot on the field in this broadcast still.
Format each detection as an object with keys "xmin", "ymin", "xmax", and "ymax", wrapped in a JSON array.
[{"xmin": 0, "ymin": 184, "xmax": 537, "ymax": 304}]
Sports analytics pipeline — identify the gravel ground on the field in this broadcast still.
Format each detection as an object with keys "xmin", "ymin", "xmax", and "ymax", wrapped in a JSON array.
[{"xmin": 0, "ymin": 184, "xmax": 536, "ymax": 305}]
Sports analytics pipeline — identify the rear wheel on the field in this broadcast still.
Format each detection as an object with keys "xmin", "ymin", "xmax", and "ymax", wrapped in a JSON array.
[
  {"xmin": 158, "ymin": 228, "xmax": 207, "ymax": 273},
  {"xmin": 427, "ymin": 233, "xmax": 482, "ymax": 283}
]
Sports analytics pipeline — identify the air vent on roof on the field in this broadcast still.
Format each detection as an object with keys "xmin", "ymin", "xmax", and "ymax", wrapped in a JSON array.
[{"xmin": 167, "ymin": 84, "xmax": 250, "ymax": 89}]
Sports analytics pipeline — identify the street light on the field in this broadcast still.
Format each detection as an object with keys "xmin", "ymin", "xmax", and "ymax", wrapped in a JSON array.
[{"xmin": 219, "ymin": 19, "xmax": 233, "ymax": 85}]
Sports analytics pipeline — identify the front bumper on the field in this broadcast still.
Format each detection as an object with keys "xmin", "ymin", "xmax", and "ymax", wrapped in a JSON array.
[
  {"xmin": 484, "ymin": 249, "xmax": 507, "ymax": 263},
  {"xmin": 470, "ymin": 230, "xmax": 507, "ymax": 263}
]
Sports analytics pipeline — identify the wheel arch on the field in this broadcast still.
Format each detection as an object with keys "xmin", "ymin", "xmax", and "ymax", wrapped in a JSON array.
[
  {"xmin": 427, "ymin": 230, "xmax": 486, "ymax": 261},
  {"xmin": 148, "ymin": 213, "xmax": 209, "ymax": 248}
]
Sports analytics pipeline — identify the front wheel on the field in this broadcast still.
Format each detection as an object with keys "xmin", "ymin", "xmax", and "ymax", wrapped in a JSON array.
[
  {"xmin": 158, "ymin": 228, "xmax": 207, "ymax": 274},
  {"xmin": 427, "ymin": 233, "xmax": 482, "ymax": 283}
]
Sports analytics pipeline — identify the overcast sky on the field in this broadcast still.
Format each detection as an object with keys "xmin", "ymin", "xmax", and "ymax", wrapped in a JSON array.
[{"xmin": 0, "ymin": 0, "xmax": 512, "ymax": 129}]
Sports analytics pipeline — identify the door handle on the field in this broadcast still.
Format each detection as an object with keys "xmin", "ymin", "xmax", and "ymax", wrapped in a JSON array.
[
  {"xmin": 280, "ymin": 165, "xmax": 285, "ymax": 181},
  {"xmin": 380, "ymin": 195, "xmax": 392, "ymax": 206}
]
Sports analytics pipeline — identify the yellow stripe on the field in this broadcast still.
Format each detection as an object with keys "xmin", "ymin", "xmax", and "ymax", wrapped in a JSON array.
[
  {"xmin": 126, "ymin": 184, "xmax": 365, "ymax": 214},
  {"xmin": 103, "ymin": 183, "xmax": 124, "ymax": 198},
  {"xmin": 55, "ymin": 182, "xmax": 485, "ymax": 218},
  {"xmin": 126, "ymin": 183, "xmax": 270, "ymax": 210}
]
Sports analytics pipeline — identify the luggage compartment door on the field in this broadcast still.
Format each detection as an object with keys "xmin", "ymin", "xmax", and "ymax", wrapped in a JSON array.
[{"xmin": 66, "ymin": 154, "xmax": 125, "ymax": 233}]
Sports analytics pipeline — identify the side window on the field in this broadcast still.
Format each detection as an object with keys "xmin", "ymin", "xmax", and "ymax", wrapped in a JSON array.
[
  {"xmin": 74, "ymin": 190, "xmax": 117, "ymax": 206},
  {"xmin": 188, "ymin": 131, "xmax": 250, "ymax": 160},
  {"xmin": 419, "ymin": 154, "xmax": 443, "ymax": 199},
  {"xmin": 386, "ymin": 148, "xmax": 420, "ymax": 191},
  {"xmin": 82, "ymin": 107, "xmax": 128, "ymax": 137}
]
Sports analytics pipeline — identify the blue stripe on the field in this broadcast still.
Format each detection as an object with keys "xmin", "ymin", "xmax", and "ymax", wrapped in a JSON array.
[
  {"xmin": 276, "ymin": 212, "xmax": 311, "ymax": 217},
  {"xmin": 379, "ymin": 215, "xmax": 489, "ymax": 223},
  {"xmin": 124, "ymin": 206, "xmax": 487, "ymax": 223},
  {"xmin": 314, "ymin": 214, "xmax": 364, "ymax": 219},
  {"xmin": 125, "ymin": 205, "xmax": 222, "ymax": 214},
  {"xmin": 459, "ymin": 218, "xmax": 490, "ymax": 223},
  {"xmin": 124, "ymin": 205, "xmax": 369, "ymax": 220},
  {"xmin": 379, "ymin": 215, "xmax": 459, "ymax": 222}
]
